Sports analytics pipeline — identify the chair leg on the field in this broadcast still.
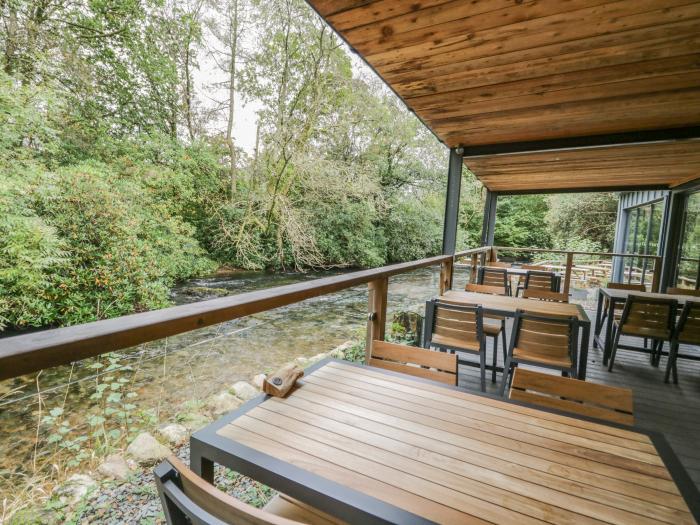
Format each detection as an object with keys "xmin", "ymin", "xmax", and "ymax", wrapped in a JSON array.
[
  {"xmin": 501, "ymin": 321, "xmax": 507, "ymax": 371},
  {"xmin": 608, "ymin": 325, "xmax": 622, "ymax": 372},
  {"xmin": 665, "ymin": 341, "xmax": 679, "ymax": 383},
  {"xmin": 499, "ymin": 356, "xmax": 512, "ymax": 397},
  {"xmin": 480, "ymin": 349, "xmax": 486, "ymax": 392},
  {"xmin": 653, "ymin": 341, "xmax": 663, "ymax": 367},
  {"xmin": 491, "ymin": 335, "xmax": 498, "ymax": 383}
]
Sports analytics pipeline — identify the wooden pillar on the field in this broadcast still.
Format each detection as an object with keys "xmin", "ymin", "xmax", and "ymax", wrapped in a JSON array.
[
  {"xmin": 365, "ymin": 277, "xmax": 388, "ymax": 364},
  {"xmin": 440, "ymin": 259, "xmax": 454, "ymax": 295},
  {"xmin": 562, "ymin": 252, "xmax": 574, "ymax": 297}
]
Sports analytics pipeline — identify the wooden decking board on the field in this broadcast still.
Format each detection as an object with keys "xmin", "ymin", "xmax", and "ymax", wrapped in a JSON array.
[{"xmin": 456, "ymin": 307, "xmax": 700, "ymax": 495}]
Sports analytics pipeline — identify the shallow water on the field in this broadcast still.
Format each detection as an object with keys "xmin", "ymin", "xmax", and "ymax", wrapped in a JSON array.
[{"xmin": 0, "ymin": 267, "xmax": 442, "ymax": 477}]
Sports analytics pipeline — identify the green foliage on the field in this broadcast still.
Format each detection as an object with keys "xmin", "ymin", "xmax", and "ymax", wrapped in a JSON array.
[
  {"xmin": 384, "ymin": 197, "xmax": 442, "ymax": 263},
  {"xmin": 546, "ymin": 193, "xmax": 618, "ymax": 251},
  {"xmin": 494, "ymin": 195, "xmax": 552, "ymax": 249}
]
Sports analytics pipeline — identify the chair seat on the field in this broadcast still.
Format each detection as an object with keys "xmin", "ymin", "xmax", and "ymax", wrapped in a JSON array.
[
  {"xmin": 483, "ymin": 318, "xmax": 502, "ymax": 336},
  {"xmin": 431, "ymin": 333, "xmax": 480, "ymax": 352},
  {"xmin": 513, "ymin": 346, "xmax": 572, "ymax": 368},
  {"xmin": 615, "ymin": 321, "xmax": 671, "ymax": 340},
  {"xmin": 264, "ymin": 494, "xmax": 346, "ymax": 525}
]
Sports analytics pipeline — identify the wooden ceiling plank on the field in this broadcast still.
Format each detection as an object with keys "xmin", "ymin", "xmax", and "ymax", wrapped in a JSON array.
[
  {"xmin": 395, "ymin": 36, "xmax": 700, "ymax": 99},
  {"xmin": 311, "ymin": 1, "xmax": 374, "ymax": 17},
  {"xmin": 408, "ymin": 54, "xmax": 700, "ymax": 111},
  {"xmin": 327, "ymin": 0, "xmax": 455, "ymax": 32},
  {"xmin": 379, "ymin": 17, "xmax": 700, "ymax": 81},
  {"xmin": 365, "ymin": 1, "xmax": 700, "ymax": 69}
]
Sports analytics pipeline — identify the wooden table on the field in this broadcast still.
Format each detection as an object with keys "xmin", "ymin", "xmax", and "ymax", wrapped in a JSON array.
[
  {"xmin": 440, "ymin": 290, "xmax": 591, "ymax": 379},
  {"xmin": 190, "ymin": 359, "xmax": 700, "ymax": 524},
  {"xmin": 594, "ymin": 288, "xmax": 698, "ymax": 365}
]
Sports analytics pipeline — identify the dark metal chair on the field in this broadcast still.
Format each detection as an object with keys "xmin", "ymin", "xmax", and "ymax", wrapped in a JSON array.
[
  {"xmin": 608, "ymin": 296, "xmax": 677, "ymax": 372},
  {"xmin": 423, "ymin": 300, "xmax": 487, "ymax": 391},
  {"xmin": 665, "ymin": 301, "xmax": 700, "ymax": 384},
  {"xmin": 478, "ymin": 267, "xmax": 511, "ymax": 296},
  {"xmin": 499, "ymin": 310, "xmax": 578, "ymax": 396},
  {"xmin": 599, "ymin": 282, "xmax": 647, "ymax": 329},
  {"xmin": 154, "ymin": 455, "xmax": 342, "ymax": 524},
  {"xmin": 463, "ymin": 284, "xmax": 508, "ymax": 382}
]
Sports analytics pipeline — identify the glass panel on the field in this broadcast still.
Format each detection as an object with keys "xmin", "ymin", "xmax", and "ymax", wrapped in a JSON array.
[{"xmin": 677, "ymin": 192, "xmax": 700, "ymax": 289}]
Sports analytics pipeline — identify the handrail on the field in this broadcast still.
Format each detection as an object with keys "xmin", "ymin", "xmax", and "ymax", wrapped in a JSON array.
[
  {"xmin": 0, "ymin": 255, "xmax": 450, "ymax": 381},
  {"xmin": 492, "ymin": 246, "xmax": 661, "ymax": 259}
]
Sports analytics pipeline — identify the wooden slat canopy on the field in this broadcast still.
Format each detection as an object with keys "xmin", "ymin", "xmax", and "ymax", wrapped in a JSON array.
[{"xmin": 306, "ymin": 0, "xmax": 700, "ymax": 192}]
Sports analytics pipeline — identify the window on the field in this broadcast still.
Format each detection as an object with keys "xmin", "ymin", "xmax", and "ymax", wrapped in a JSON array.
[{"xmin": 676, "ymin": 192, "xmax": 700, "ymax": 289}]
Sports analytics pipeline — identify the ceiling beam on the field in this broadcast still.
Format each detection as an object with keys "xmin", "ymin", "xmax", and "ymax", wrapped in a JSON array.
[{"xmin": 461, "ymin": 127, "xmax": 700, "ymax": 159}]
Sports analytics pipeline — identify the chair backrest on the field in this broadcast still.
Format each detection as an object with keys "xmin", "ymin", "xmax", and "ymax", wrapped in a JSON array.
[
  {"xmin": 524, "ymin": 270, "xmax": 556, "ymax": 292},
  {"xmin": 607, "ymin": 282, "xmax": 646, "ymax": 292},
  {"xmin": 667, "ymin": 287, "xmax": 700, "ymax": 297},
  {"xmin": 370, "ymin": 340, "xmax": 457, "ymax": 385},
  {"xmin": 478, "ymin": 267, "xmax": 508, "ymax": 289},
  {"xmin": 511, "ymin": 310, "xmax": 578, "ymax": 368},
  {"xmin": 618, "ymin": 295, "xmax": 677, "ymax": 338},
  {"xmin": 424, "ymin": 300, "xmax": 484, "ymax": 354},
  {"xmin": 509, "ymin": 368, "xmax": 634, "ymax": 426},
  {"xmin": 522, "ymin": 289, "xmax": 568, "ymax": 303},
  {"xmin": 465, "ymin": 283, "xmax": 507, "ymax": 296},
  {"xmin": 154, "ymin": 456, "xmax": 302, "ymax": 525},
  {"xmin": 676, "ymin": 301, "xmax": 700, "ymax": 345}
]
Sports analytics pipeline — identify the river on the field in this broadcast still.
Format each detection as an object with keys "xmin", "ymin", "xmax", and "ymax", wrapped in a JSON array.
[{"xmin": 0, "ymin": 267, "xmax": 445, "ymax": 482}]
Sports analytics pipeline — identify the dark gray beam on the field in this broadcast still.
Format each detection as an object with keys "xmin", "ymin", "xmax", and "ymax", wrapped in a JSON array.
[
  {"xmin": 480, "ymin": 190, "xmax": 497, "ymax": 246},
  {"xmin": 442, "ymin": 147, "xmax": 463, "ymax": 255},
  {"xmin": 660, "ymin": 192, "xmax": 687, "ymax": 291},
  {"xmin": 461, "ymin": 127, "xmax": 700, "ymax": 159}
]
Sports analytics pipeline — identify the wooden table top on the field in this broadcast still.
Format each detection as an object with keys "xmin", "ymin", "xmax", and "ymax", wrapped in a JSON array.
[
  {"xmin": 441, "ymin": 290, "xmax": 589, "ymax": 323},
  {"xmin": 483, "ymin": 266, "xmax": 560, "ymax": 276},
  {"xmin": 600, "ymin": 288, "xmax": 696, "ymax": 303},
  {"xmin": 213, "ymin": 360, "xmax": 697, "ymax": 524}
]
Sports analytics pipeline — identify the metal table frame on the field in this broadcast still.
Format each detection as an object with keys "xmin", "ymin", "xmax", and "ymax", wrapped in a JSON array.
[{"xmin": 189, "ymin": 358, "xmax": 700, "ymax": 524}]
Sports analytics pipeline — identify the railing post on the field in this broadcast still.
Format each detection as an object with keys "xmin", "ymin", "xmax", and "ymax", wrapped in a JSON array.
[
  {"xmin": 440, "ymin": 258, "xmax": 454, "ymax": 295},
  {"xmin": 470, "ymin": 254, "xmax": 478, "ymax": 284},
  {"xmin": 365, "ymin": 277, "xmax": 388, "ymax": 364},
  {"xmin": 651, "ymin": 256, "xmax": 662, "ymax": 292},
  {"xmin": 563, "ymin": 252, "xmax": 574, "ymax": 297}
]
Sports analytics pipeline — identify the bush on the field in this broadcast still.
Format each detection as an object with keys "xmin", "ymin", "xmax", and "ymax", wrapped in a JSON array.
[{"xmin": 384, "ymin": 197, "xmax": 442, "ymax": 262}]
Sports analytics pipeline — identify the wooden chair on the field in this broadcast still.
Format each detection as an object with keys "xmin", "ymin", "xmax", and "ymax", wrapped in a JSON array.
[
  {"xmin": 154, "ymin": 455, "xmax": 344, "ymax": 525},
  {"xmin": 478, "ymin": 267, "xmax": 511, "ymax": 296},
  {"xmin": 370, "ymin": 339, "xmax": 458, "ymax": 385},
  {"xmin": 599, "ymin": 282, "xmax": 647, "ymax": 330},
  {"xmin": 665, "ymin": 301, "xmax": 700, "ymax": 384},
  {"xmin": 666, "ymin": 287, "xmax": 700, "ymax": 297},
  {"xmin": 522, "ymin": 289, "xmax": 568, "ymax": 303},
  {"xmin": 499, "ymin": 310, "xmax": 578, "ymax": 396},
  {"xmin": 508, "ymin": 368, "xmax": 634, "ymax": 426},
  {"xmin": 463, "ymin": 284, "xmax": 508, "ymax": 382},
  {"xmin": 423, "ymin": 300, "xmax": 487, "ymax": 390},
  {"xmin": 608, "ymin": 296, "xmax": 677, "ymax": 372}
]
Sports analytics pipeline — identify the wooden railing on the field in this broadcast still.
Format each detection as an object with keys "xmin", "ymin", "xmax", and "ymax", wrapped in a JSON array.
[{"xmin": 0, "ymin": 244, "xmax": 657, "ymax": 382}]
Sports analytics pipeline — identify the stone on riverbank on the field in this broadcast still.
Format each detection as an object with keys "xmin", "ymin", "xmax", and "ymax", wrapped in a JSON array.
[
  {"xmin": 230, "ymin": 381, "xmax": 258, "ymax": 401},
  {"xmin": 330, "ymin": 341, "xmax": 353, "ymax": 359},
  {"xmin": 180, "ymin": 286, "xmax": 230, "ymax": 299},
  {"xmin": 126, "ymin": 433, "xmax": 171, "ymax": 464},
  {"xmin": 97, "ymin": 454, "xmax": 131, "ymax": 481},
  {"xmin": 208, "ymin": 391, "xmax": 243, "ymax": 415},
  {"xmin": 54, "ymin": 473, "xmax": 97, "ymax": 505},
  {"xmin": 158, "ymin": 423, "xmax": 189, "ymax": 445}
]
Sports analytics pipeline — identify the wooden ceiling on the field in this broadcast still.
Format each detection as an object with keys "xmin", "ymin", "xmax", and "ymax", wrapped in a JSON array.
[{"xmin": 306, "ymin": 0, "xmax": 700, "ymax": 192}]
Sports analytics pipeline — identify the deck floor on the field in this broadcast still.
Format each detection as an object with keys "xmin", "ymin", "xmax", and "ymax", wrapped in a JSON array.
[{"xmin": 455, "ymin": 308, "xmax": 700, "ymax": 490}]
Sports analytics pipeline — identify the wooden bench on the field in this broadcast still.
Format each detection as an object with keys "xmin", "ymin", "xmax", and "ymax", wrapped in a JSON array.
[
  {"xmin": 370, "ymin": 340, "xmax": 458, "ymax": 385},
  {"xmin": 508, "ymin": 368, "xmax": 634, "ymax": 426}
]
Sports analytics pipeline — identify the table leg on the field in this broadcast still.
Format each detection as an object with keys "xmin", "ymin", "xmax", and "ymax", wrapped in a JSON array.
[
  {"xmin": 190, "ymin": 440, "xmax": 214, "ymax": 483},
  {"xmin": 579, "ymin": 322, "xmax": 590, "ymax": 380},
  {"xmin": 593, "ymin": 289, "xmax": 604, "ymax": 349},
  {"xmin": 602, "ymin": 298, "xmax": 616, "ymax": 366}
]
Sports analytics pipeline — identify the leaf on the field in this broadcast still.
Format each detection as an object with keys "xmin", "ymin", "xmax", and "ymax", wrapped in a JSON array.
[
  {"xmin": 49, "ymin": 407, "xmax": 64, "ymax": 417},
  {"xmin": 88, "ymin": 415, "xmax": 106, "ymax": 426},
  {"xmin": 106, "ymin": 392, "xmax": 122, "ymax": 403}
]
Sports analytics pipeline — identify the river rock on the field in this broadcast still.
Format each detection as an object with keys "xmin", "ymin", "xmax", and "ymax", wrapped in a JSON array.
[
  {"xmin": 392, "ymin": 311, "xmax": 424, "ymax": 345},
  {"xmin": 330, "ymin": 341, "xmax": 353, "ymax": 359},
  {"xmin": 158, "ymin": 423, "xmax": 189, "ymax": 445},
  {"xmin": 180, "ymin": 286, "xmax": 230, "ymax": 299},
  {"xmin": 97, "ymin": 454, "xmax": 131, "ymax": 480},
  {"xmin": 230, "ymin": 381, "xmax": 258, "ymax": 401},
  {"xmin": 294, "ymin": 356, "xmax": 310, "ymax": 368},
  {"xmin": 54, "ymin": 473, "xmax": 97, "ymax": 505},
  {"xmin": 126, "ymin": 432, "xmax": 171, "ymax": 464},
  {"xmin": 208, "ymin": 391, "xmax": 243, "ymax": 415},
  {"xmin": 252, "ymin": 374, "xmax": 266, "ymax": 390},
  {"xmin": 309, "ymin": 352, "xmax": 329, "ymax": 363},
  {"xmin": 180, "ymin": 412, "xmax": 212, "ymax": 431}
]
